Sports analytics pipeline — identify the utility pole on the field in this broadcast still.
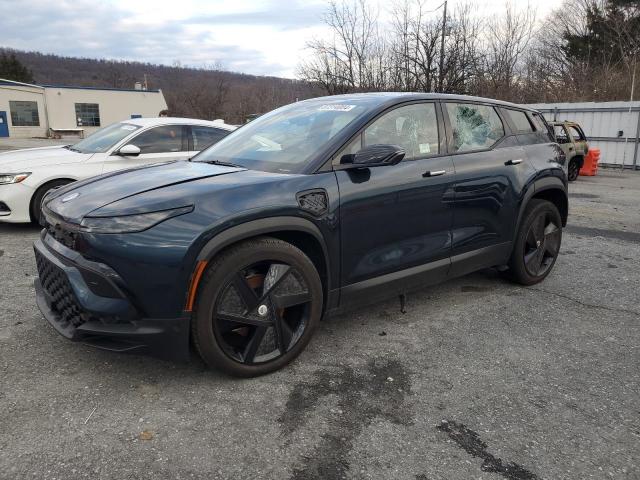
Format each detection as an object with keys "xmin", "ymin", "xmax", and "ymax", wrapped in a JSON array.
[{"xmin": 439, "ymin": 0, "xmax": 448, "ymax": 93}]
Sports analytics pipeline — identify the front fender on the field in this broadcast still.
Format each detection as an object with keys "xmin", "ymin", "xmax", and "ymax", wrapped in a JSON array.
[{"xmin": 196, "ymin": 215, "xmax": 329, "ymax": 264}]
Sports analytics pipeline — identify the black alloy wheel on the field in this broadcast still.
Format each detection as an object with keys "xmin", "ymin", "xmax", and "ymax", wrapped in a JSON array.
[
  {"xmin": 213, "ymin": 261, "xmax": 312, "ymax": 364},
  {"xmin": 523, "ymin": 210, "xmax": 561, "ymax": 277},
  {"xmin": 507, "ymin": 199, "xmax": 562, "ymax": 285},
  {"xmin": 192, "ymin": 237, "xmax": 323, "ymax": 377}
]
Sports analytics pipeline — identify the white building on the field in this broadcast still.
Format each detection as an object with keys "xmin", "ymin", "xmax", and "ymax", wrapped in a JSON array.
[{"xmin": 0, "ymin": 79, "xmax": 168, "ymax": 139}]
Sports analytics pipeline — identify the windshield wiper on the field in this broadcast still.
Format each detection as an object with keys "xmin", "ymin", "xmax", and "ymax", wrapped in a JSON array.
[
  {"xmin": 64, "ymin": 145, "xmax": 82, "ymax": 153},
  {"xmin": 203, "ymin": 160, "xmax": 244, "ymax": 168}
]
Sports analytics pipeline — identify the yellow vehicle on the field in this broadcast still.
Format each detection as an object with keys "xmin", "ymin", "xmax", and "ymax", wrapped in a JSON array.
[{"xmin": 551, "ymin": 121, "xmax": 589, "ymax": 181}]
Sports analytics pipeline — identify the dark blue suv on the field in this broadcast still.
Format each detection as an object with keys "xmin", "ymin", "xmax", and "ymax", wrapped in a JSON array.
[{"xmin": 34, "ymin": 93, "xmax": 567, "ymax": 376}]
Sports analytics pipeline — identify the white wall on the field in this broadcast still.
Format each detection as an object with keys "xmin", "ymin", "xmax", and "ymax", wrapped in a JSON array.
[
  {"xmin": 0, "ymin": 83, "xmax": 168, "ymax": 138},
  {"xmin": 43, "ymin": 87, "xmax": 168, "ymax": 135},
  {"xmin": 0, "ymin": 85, "xmax": 48, "ymax": 137}
]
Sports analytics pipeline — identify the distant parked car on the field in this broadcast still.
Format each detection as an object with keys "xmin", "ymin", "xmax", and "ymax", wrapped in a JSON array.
[
  {"xmin": 552, "ymin": 121, "xmax": 589, "ymax": 181},
  {"xmin": 0, "ymin": 117, "xmax": 236, "ymax": 223}
]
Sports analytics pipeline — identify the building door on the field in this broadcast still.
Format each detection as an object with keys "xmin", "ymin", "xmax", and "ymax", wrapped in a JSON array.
[{"xmin": 0, "ymin": 112, "xmax": 9, "ymax": 137}]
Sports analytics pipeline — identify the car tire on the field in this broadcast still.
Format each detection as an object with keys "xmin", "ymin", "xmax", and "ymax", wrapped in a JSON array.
[
  {"xmin": 191, "ymin": 236, "xmax": 323, "ymax": 377},
  {"xmin": 567, "ymin": 158, "xmax": 580, "ymax": 182},
  {"xmin": 30, "ymin": 179, "xmax": 73, "ymax": 224},
  {"xmin": 507, "ymin": 199, "xmax": 562, "ymax": 286}
]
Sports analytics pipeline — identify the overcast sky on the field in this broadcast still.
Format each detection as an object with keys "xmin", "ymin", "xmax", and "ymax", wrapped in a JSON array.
[{"xmin": 0, "ymin": 0, "xmax": 558, "ymax": 78}]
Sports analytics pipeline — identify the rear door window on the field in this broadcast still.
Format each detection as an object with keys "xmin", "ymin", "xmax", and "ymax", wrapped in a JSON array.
[
  {"xmin": 445, "ymin": 103, "xmax": 504, "ymax": 153},
  {"xmin": 128, "ymin": 126, "xmax": 185, "ymax": 154},
  {"xmin": 191, "ymin": 126, "xmax": 229, "ymax": 151}
]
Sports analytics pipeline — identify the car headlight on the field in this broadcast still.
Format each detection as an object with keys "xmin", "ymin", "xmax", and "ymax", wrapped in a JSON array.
[
  {"xmin": 0, "ymin": 173, "xmax": 31, "ymax": 185},
  {"xmin": 80, "ymin": 206, "xmax": 194, "ymax": 234}
]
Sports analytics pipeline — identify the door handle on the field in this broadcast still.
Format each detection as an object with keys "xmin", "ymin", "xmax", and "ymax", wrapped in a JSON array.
[
  {"xmin": 422, "ymin": 170, "xmax": 446, "ymax": 177},
  {"xmin": 505, "ymin": 159, "xmax": 523, "ymax": 166}
]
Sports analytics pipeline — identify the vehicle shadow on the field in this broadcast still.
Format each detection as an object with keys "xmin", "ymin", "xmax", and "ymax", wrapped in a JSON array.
[
  {"xmin": 0, "ymin": 223, "xmax": 42, "ymax": 234},
  {"xmin": 31, "ymin": 267, "xmax": 513, "ymax": 384}
]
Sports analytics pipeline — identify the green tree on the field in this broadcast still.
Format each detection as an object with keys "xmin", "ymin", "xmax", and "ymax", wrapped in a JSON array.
[
  {"xmin": 0, "ymin": 52, "xmax": 34, "ymax": 83},
  {"xmin": 563, "ymin": 0, "xmax": 640, "ymax": 66}
]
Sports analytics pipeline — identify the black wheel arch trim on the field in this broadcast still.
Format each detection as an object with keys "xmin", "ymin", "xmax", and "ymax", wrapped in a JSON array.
[
  {"xmin": 196, "ymin": 215, "xmax": 332, "ymax": 287},
  {"xmin": 515, "ymin": 176, "xmax": 568, "ymax": 240},
  {"xmin": 194, "ymin": 215, "xmax": 336, "ymax": 314}
]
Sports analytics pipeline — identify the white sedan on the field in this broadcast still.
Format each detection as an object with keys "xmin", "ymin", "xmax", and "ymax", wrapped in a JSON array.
[{"xmin": 0, "ymin": 117, "xmax": 236, "ymax": 223}]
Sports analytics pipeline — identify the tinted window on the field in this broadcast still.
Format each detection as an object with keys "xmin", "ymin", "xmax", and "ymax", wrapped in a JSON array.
[
  {"xmin": 191, "ymin": 126, "xmax": 228, "ymax": 151},
  {"xmin": 509, "ymin": 110, "xmax": 534, "ymax": 133},
  {"xmin": 446, "ymin": 103, "xmax": 504, "ymax": 152},
  {"xmin": 531, "ymin": 113, "xmax": 548, "ymax": 133},
  {"xmin": 9, "ymin": 101, "xmax": 40, "ymax": 127},
  {"xmin": 335, "ymin": 135, "xmax": 362, "ymax": 163},
  {"xmin": 75, "ymin": 103, "xmax": 100, "ymax": 127},
  {"xmin": 364, "ymin": 103, "xmax": 439, "ymax": 159},
  {"xmin": 128, "ymin": 126, "xmax": 184, "ymax": 154}
]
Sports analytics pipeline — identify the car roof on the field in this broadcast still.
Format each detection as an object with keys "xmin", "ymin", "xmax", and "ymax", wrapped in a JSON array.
[
  {"xmin": 296, "ymin": 92, "xmax": 537, "ymax": 112},
  {"xmin": 123, "ymin": 117, "xmax": 236, "ymax": 131}
]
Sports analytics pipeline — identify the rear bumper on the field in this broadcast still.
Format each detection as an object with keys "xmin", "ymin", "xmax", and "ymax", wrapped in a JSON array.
[{"xmin": 33, "ymin": 233, "xmax": 190, "ymax": 362}]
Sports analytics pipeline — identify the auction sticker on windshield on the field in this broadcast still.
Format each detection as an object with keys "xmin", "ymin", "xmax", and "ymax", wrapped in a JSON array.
[{"xmin": 318, "ymin": 104, "xmax": 356, "ymax": 112}]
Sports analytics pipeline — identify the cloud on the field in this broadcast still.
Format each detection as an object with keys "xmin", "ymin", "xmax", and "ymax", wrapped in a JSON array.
[
  {"xmin": 0, "ymin": 0, "xmax": 327, "ymax": 76},
  {"xmin": 184, "ymin": 0, "xmax": 326, "ymax": 31}
]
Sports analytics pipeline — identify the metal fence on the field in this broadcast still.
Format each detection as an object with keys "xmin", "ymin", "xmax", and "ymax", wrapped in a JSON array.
[{"xmin": 524, "ymin": 101, "xmax": 640, "ymax": 169}]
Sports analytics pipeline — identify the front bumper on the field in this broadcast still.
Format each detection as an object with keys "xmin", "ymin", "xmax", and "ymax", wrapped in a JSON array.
[
  {"xmin": 33, "ymin": 232, "xmax": 190, "ymax": 361},
  {"xmin": 0, "ymin": 182, "xmax": 34, "ymax": 223}
]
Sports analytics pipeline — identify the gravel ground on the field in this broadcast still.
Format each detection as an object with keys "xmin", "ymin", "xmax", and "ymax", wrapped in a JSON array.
[{"xmin": 1, "ymin": 168, "xmax": 639, "ymax": 480}]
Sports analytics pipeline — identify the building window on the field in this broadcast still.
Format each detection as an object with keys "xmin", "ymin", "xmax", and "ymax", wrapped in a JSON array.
[
  {"xmin": 75, "ymin": 103, "xmax": 100, "ymax": 127},
  {"xmin": 9, "ymin": 101, "xmax": 40, "ymax": 127}
]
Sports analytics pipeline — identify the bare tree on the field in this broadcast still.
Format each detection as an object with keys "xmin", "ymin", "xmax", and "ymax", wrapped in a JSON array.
[
  {"xmin": 476, "ymin": 3, "xmax": 536, "ymax": 100},
  {"xmin": 298, "ymin": 0, "xmax": 391, "ymax": 92}
]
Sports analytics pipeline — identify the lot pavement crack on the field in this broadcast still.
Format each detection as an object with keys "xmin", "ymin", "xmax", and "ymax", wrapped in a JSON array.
[
  {"xmin": 528, "ymin": 287, "xmax": 640, "ymax": 318},
  {"xmin": 279, "ymin": 358, "xmax": 412, "ymax": 480},
  {"xmin": 436, "ymin": 420, "xmax": 538, "ymax": 480}
]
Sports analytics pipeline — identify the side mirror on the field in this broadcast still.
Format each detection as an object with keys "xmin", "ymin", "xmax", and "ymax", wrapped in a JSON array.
[
  {"xmin": 340, "ymin": 144, "xmax": 405, "ymax": 169},
  {"xmin": 118, "ymin": 144, "xmax": 141, "ymax": 156}
]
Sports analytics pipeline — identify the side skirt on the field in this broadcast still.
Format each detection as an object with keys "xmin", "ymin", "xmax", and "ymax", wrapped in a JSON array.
[{"xmin": 328, "ymin": 242, "xmax": 512, "ymax": 315}]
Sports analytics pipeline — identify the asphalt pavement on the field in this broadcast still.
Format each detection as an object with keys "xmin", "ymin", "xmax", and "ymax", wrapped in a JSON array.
[{"xmin": 1, "ymin": 168, "xmax": 639, "ymax": 480}]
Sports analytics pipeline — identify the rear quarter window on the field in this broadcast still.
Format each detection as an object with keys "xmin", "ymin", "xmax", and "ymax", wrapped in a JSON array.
[{"xmin": 507, "ymin": 110, "xmax": 534, "ymax": 133}]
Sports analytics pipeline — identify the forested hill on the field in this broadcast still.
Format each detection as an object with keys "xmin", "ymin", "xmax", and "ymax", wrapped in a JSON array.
[{"xmin": 1, "ymin": 48, "xmax": 322, "ymax": 124}]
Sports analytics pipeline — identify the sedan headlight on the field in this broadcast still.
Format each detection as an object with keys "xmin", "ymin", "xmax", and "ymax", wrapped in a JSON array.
[
  {"xmin": 80, "ymin": 206, "xmax": 194, "ymax": 234},
  {"xmin": 0, "ymin": 173, "xmax": 31, "ymax": 185}
]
